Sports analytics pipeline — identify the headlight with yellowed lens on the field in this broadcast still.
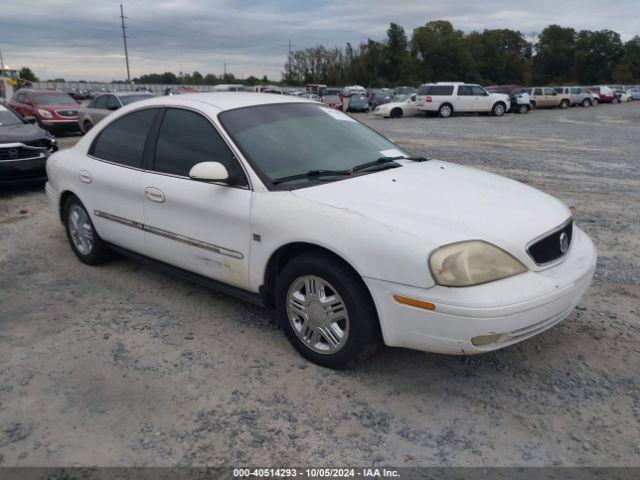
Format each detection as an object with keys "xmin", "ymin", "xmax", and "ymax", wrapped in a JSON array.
[{"xmin": 429, "ymin": 240, "xmax": 527, "ymax": 287}]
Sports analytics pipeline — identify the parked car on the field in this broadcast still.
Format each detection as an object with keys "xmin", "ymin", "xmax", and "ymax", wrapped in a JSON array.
[
  {"xmin": 0, "ymin": 102, "xmax": 57, "ymax": 183},
  {"xmin": 78, "ymin": 92, "xmax": 155, "ymax": 133},
  {"xmin": 321, "ymin": 94, "xmax": 342, "ymax": 110},
  {"xmin": 614, "ymin": 89, "xmax": 632, "ymax": 102},
  {"xmin": 9, "ymin": 89, "xmax": 80, "ymax": 133},
  {"xmin": 416, "ymin": 82, "xmax": 510, "ymax": 117},
  {"xmin": 370, "ymin": 89, "xmax": 393, "ymax": 108},
  {"xmin": 553, "ymin": 87, "xmax": 594, "ymax": 107},
  {"xmin": 373, "ymin": 93, "xmax": 421, "ymax": 118},
  {"xmin": 46, "ymin": 93, "xmax": 596, "ymax": 368},
  {"xmin": 485, "ymin": 85, "xmax": 531, "ymax": 113},
  {"xmin": 628, "ymin": 88, "xmax": 640, "ymax": 100},
  {"xmin": 343, "ymin": 85, "xmax": 366, "ymax": 97},
  {"xmin": 302, "ymin": 93, "xmax": 321, "ymax": 101},
  {"xmin": 345, "ymin": 93, "xmax": 370, "ymax": 112},
  {"xmin": 587, "ymin": 86, "xmax": 619, "ymax": 104},
  {"xmin": 527, "ymin": 87, "xmax": 571, "ymax": 109}
]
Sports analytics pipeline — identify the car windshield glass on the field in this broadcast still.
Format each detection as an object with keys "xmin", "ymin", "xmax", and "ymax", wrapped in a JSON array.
[
  {"xmin": 0, "ymin": 105, "xmax": 24, "ymax": 126},
  {"xmin": 219, "ymin": 103, "xmax": 407, "ymax": 186},
  {"xmin": 33, "ymin": 94, "xmax": 76, "ymax": 105},
  {"xmin": 119, "ymin": 94, "xmax": 154, "ymax": 105}
]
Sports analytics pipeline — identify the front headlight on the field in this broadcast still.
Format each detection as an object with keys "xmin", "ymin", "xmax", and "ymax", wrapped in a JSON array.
[
  {"xmin": 429, "ymin": 240, "xmax": 527, "ymax": 287},
  {"xmin": 38, "ymin": 109, "xmax": 53, "ymax": 118}
]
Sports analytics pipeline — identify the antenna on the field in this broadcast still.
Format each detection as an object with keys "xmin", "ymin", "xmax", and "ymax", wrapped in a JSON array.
[{"xmin": 120, "ymin": 4, "xmax": 131, "ymax": 83}]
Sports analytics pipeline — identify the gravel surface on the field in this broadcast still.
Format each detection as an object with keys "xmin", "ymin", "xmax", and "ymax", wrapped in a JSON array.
[{"xmin": 0, "ymin": 103, "xmax": 638, "ymax": 467}]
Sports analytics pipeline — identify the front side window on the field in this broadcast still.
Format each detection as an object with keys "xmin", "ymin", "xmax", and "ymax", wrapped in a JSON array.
[
  {"xmin": 219, "ymin": 103, "xmax": 406, "ymax": 187},
  {"xmin": 471, "ymin": 86, "xmax": 488, "ymax": 96},
  {"xmin": 91, "ymin": 95, "xmax": 109, "ymax": 109},
  {"xmin": 153, "ymin": 108, "xmax": 245, "ymax": 184},
  {"xmin": 106, "ymin": 95, "xmax": 120, "ymax": 110},
  {"xmin": 91, "ymin": 108, "xmax": 158, "ymax": 168}
]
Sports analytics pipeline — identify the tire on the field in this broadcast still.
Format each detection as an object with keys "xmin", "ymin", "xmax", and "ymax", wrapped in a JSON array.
[
  {"xmin": 438, "ymin": 103, "xmax": 453, "ymax": 118},
  {"xmin": 612, "ymin": 97, "xmax": 619, "ymax": 104},
  {"xmin": 591, "ymin": 98, "xmax": 598, "ymax": 106},
  {"xmin": 83, "ymin": 120, "xmax": 93, "ymax": 133},
  {"xmin": 275, "ymin": 253, "xmax": 380, "ymax": 369},
  {"xmin": 581, "ymin": 98, "xmax": 590, "ymax": 107},
  {"xmin": 62, "ymin": 195, "xmax": 114, "ymax": 265},
  {"xmin": 492, "ymin": 102, "xmax": 506, "ymax": 116},
  {"xmin": 530, "ymin": 101, "xmax": 536, "ymax": 110},
  {"xmin": 518, "ymin": 104, "xmax": 529, "ymax": 114},
  {"xmin": 560, "ymin": 100, "xmax": 570, "ymax": 109},
  {"xmin": 390, "ymin": 107, "xmax": 403, "ymax": 118}
]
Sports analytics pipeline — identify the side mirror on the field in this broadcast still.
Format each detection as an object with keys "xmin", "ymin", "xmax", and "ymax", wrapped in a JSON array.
[
  {"xmin": 24, "ymin": 116, "xmax": 38, "ymax": 124},
  {"xmin": 189, "ymin": 162, "xmax": 230, "ymax": 183}
]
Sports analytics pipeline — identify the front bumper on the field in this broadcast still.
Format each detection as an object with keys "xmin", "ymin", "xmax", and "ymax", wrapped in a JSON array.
[
  {"xmin": 364, "ymin": 226, "xmax": 597, "ymax": 354},
  {"xmin": 40, "ymin": 119, "xmax": 79, "ymax": 131},
  {"xmin": 0, "ymin": 157, "xmax": 48, "ymax": 184}
]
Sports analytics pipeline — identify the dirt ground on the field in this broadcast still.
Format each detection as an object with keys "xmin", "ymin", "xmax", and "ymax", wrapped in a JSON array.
[{"xmin": 0, "ymin": 103, "xmax": 638, "ymax": 467}]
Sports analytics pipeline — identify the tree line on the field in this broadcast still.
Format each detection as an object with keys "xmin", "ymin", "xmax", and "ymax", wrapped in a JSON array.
[{"xmin": 282, "ymin": 21, "xmax": 640, "ymax": 87}]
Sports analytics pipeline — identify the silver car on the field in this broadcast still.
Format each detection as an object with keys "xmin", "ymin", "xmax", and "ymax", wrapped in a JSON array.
[
  {"xmin": 553, "ymin": 87, "xmax": 594, "ymax": 107},
  {"xmin": 78, "ymin": 92, "xmax": 154, "ymax": 133}
]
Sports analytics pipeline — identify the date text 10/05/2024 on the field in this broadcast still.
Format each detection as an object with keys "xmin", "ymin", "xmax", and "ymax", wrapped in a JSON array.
[{"xmin": 233, "ymin": 468, "xmax": 401, "ymax": 478}]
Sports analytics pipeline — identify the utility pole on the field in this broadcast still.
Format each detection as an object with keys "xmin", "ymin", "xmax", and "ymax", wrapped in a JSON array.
[
  {"xmin": 287, "ymin": 39, "xmax": 292, "ymax": 82},
  {"xmin": 224, "ymin": 63, "xmax": 227, "ymax": 80},
  {"xmin": 120, "ymin": 4, "xmax": 131, "ymax": 83},
  {"xmin": 0, "ymin": 47, "xmax": 5, "ymax": 71}
]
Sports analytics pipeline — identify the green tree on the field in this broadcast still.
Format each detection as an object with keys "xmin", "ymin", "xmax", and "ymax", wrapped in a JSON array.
[
  {"xmin": 573, "ymin": 30, "xmax": 624, "ymax": 84},
  {"xmin": 383, "ymin": 23, "xmax": 410, "ymax": 83},
  {"xmin": 533, "ymin": 25, "xmax": 576, "ymax": 84},
  {"xmin": 613, "ymin": 36, "xmax": 640, "ymax": 82},
  {"xmin": 18, "ymin": 67, "xmax": 39, "ymax": 82},
  {"xmin": 466, "ymin": 29, "xmax": 531, "ymax": 85}
]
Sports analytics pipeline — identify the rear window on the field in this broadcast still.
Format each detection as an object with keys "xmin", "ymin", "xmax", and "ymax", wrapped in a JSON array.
[{"xmin": 418, "ymin": 85, "xmax": 454, "ymax": 96}]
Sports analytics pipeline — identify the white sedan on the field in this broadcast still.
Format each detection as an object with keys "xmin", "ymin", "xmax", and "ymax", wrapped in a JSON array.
[
  {"xmin": 373, "ymin": 94, "xmax": 421, "ymax": 118},
  {"xmin": 46, "ymin": 93, "xmax": 596, "ymax": 368}
]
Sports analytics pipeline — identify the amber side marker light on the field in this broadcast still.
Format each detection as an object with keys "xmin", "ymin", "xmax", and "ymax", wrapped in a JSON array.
[{"xmin": 393, "ymin": 295, "xmax": 436, "ymax": 311}]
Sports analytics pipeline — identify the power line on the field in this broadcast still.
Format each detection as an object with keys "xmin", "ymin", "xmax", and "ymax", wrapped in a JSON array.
[{"xmin": 120, "ymin": 4, "xmax": 131, "ymax": 83}]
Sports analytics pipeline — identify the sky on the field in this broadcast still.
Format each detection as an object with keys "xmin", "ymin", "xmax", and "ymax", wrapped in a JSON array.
[{"xmin": 1, "ymin": 0, "xmax": 638, "ymax": 82}]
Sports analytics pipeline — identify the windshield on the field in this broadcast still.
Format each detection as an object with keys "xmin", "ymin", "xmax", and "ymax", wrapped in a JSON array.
[
  {"xmin": 219, "ymin": 103, "xmax": 407, "ymax": 187},
  {"xmin": 33, "ymin": 93, "xmax": 76, "ymax": 105},
  {"xmin": 120, "ymin": 94, "xmax": 154, "ymax": 105},
  {"xmin": 0, "ymin": 105, "xmax": 24, "ymax": 126}
]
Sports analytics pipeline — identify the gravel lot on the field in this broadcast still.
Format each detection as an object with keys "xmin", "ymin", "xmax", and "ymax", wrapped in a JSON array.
[{"xmin": 0, "ymin": 103, "xmax": 638, "ymax": 467}]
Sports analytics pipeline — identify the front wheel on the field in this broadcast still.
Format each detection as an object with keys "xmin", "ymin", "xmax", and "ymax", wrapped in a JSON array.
[
  {"xmin": 390, "ymin": 107, "xmax": 403, "ymax": 118},
  {"xmin": 582, "ymin": 98, "xmax": 591, "ymax": 107},
  {"xmin": 276, "ymin": 253, "xmax": 380, "ymax": 369},
  {"xmin": 612, "ymin": 97, "xmax": 620, "ymax": 104},
  {"xmin": 591, "ymin": 98, "xmax": 599, "ymax": 106},
  {"xmin": 492, "ymin": 102, "xmax": 506, "ymax": 116},
  {"xmin": 63, "ymin": 195, "xmax": 113, "ymax": 265},
  {"xmin": 560, "ymin": 100, "xmax": 569, "ymax": 109},
  {"xmin": 518, "ymin": 104, "xmax": 529, "ymax": 114}
]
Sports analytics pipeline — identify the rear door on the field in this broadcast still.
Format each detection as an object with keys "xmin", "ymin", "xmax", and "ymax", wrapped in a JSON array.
[
  {"xmin": 84, "ymin": 108, "xmax": 161, "ymax": 254},
  {"xmin": 85, "ymin": 95, "xmax": 109, "ymax": 125},
  {"xmin": 142, "ymin": 107, "xmax": 253, "ymax": 288},
  {"xmin": 456, "ymin": 85, "xmax": 474, "ymax": 111}
]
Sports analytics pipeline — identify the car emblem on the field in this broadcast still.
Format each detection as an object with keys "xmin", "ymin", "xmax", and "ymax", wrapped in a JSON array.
[
  {"xmin": 559, "ymin": 232, "xmax": 569, "ymax": 254},
  {"xmin": 8, "ymin": 148, "xmax": 19, "ymax": 159}
]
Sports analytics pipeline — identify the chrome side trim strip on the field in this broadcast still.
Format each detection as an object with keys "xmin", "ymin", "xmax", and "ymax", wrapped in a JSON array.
[{"xmin": 94, "ymin": 210, "xmax": 244, "ymax": 260}]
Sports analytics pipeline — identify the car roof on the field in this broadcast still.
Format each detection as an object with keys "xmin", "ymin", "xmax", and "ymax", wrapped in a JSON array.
[{"xmin": 129, "ymin": 92, "xmax": 316, "ymax": 112}]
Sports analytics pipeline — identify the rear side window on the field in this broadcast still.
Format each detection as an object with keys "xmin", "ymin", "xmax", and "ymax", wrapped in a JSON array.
[
  {"xmin": 91, "ymin": 108, "xmax": 158, "ymax": 168},
  {"xmin": 533, "ymin": 88, "xmax": 543, "ymax": 95},
  {"xmin": 418, "ymin": 85, "xmax": 454, "ymax": 96},
  {"xmin": 153, "ymin": 108, "xmax": 245, "ymax": 184}
]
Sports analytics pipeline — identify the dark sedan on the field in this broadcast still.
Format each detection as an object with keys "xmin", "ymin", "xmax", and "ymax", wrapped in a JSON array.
[
  {"xmin": 346, "ymin": 93, "xmax": 370, "ymax": 112},
  {"xmin": 0, "ymin": 103, "xmax": 57, "ymax": 184}
]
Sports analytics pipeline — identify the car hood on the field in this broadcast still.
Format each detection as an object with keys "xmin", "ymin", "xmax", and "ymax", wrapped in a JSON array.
[
  {"xmin": 490, "ymin": 93, "xmax": 510, "ymax": 102},
  {"xmin": 0, "ymin": 123, "xmax": 50, "ymax": 143},
  {"xmin": 37, "ymin": 104, "xmax": 79, "ymax": 112},
  {"xmin": 292, "ymin": 160, "xmax": 571, "ymax": 269},
  {"xmin": 377, "ymin": 101, "xmax": 406, "ymax": 110}
]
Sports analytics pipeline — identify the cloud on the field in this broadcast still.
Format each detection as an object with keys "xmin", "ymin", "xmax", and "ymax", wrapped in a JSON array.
[{"xmin": 0, "ymin": 0, "xmax": 636, "ymax": 81}]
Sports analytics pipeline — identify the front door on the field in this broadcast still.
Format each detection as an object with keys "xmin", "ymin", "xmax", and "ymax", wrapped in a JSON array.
[{"xmin": 142, "ymin": 107, "xmax": 253, "ymax": 289}]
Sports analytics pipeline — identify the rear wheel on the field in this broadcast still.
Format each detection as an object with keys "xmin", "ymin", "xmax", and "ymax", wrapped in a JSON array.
[
  {"xmin": 62, "ymin": 195, "xmax": 113, "ymax": 265},
  {"xmin": 438, "ymin": 103, "xmax": 453, "ymax": 118},
  {"xmin": 591, "ymin": 98, "xmax": 599, "ymax": 106},
  {"xmin": 390, "ymin": 108, "xmax": 403, "ymax": 118},
  {"xmin": 492, "ymin": 102, "xmax": 506, "ymax": 116},
  {"xmin": 560, "ymin": 99, "xmax": 570, "ymax": 109},
  {"xmin": 276, "ymin": 253, "xmax": 380, "ymax": 369}
]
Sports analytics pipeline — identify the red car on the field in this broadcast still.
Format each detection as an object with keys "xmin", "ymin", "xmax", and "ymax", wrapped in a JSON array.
[
  {"xmin": 321, "ymin": 94, "xmax": 342, "ymax": 110},
  {"xmin": 9, "ymin": 89, "xmax": 80, "ymax": 133},
  {"xmin": 587, "ymin": 86, "xmax": 620, "ymax": 104}
]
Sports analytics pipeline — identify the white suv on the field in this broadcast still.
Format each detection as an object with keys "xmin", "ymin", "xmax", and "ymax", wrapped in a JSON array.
[{"xmin": 416, "ymin": 82, "xmax": 510, "ymax": 118}]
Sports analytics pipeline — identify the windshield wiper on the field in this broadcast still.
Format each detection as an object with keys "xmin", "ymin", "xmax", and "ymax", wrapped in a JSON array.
[
  {"xmin": 272, "ymin": 169, "xmax": 351, "ymax": 185},
  {"xmin": 349, "ymin": 155, "xmax": 429, "ymax": 173}
]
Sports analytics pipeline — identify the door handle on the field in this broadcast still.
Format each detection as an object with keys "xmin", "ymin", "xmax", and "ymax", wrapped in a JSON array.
[
  {"xmin": 79, "ymin": 170, "xmax": 92, "ymax": 184},
  {"xmin": 144, "ymin": 187, "xmax": 165, "ymax": 203}
]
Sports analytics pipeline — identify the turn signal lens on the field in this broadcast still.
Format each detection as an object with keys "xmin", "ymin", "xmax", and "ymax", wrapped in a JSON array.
[
  {"xmin": 429, "ymin": 240, "xmax": 527, "ymax": 287},
  {"xmin": 393, "ymin": 295, "xmax": 435, "ymax": 311}
]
